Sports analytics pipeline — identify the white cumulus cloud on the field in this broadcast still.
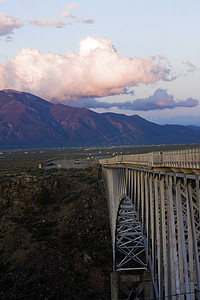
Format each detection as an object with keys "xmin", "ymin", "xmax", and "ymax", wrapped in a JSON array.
[
  {"xmin": 0, "ymin": 36, "xmax": 172, "ymax": 101},
  {"xmin": 0, "ymin": 14, "xmax": 23, "ymax": 36}
]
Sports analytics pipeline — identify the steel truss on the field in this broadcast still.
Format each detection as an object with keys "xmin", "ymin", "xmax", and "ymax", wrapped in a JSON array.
[{"xmin": 115, "ymin": 197, "xmax": 147, "ymax": 272}]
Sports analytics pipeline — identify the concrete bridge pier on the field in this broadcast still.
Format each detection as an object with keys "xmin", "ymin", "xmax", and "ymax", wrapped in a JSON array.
[
  {"xmin": 111, "ymin": 271, "xmax": 153, "ymax": 300},
  {"xmin": 143, "ymin": 271, "xmax": 154, "ymax": 300},
  {"xmin": 111, "ymin": 272, "xmax": 120, "ymax": 300}
]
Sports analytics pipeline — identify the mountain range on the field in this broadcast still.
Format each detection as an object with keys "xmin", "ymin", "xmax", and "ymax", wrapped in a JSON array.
[{"xmin": 0, "ymin": 89, "xmax": 200, "ymax": 148}]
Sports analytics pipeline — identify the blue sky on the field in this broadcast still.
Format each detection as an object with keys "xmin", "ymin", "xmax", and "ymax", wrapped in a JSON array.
[{"xmin": 0, "ymin": 0, "xmax": 199, "ymax": 125}]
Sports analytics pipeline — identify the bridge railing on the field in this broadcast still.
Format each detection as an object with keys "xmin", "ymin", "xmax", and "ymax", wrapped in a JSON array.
[
  {"xmin": 100, "ymin": 148, "xmax": 200, "ymax": 169},
  {"xmin": 163, "ymin": 148, "xmax": 200, "ymax": 168}
]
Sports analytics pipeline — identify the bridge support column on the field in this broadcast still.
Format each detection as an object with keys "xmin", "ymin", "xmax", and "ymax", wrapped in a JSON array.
[
  {"xmin": 111, "ymin": 272, "xmax": 120, "ymax": 300},
  {"xmin": 143, "ymin": 271, "xmax": 153, "ymax": 300}
]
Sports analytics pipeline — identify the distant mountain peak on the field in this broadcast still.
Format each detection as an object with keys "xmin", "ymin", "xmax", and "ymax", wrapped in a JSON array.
[
  {"xmin": 1, "ymin": 89, "xmax": 52, "ymax": 107},
  {"xmin": 2, "ymin": 89, "xmax": 23, "ymax": 93}
]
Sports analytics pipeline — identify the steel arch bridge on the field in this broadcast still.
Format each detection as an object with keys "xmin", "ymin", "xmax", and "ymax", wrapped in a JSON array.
[{"xmin": 100, "ymin": 149, "xmax": 200, "ymax": 300}]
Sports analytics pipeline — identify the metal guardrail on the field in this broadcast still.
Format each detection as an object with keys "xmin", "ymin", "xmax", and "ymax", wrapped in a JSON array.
[{"xmin": 100, "ymin": 148, "xmax": 200, "ymax": 169}]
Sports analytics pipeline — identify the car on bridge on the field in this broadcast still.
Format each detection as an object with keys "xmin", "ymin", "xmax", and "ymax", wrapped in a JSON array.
[
  {"xmin": 74, "ymin": 159, "xmax": 80, "ymax": 164},
  {"xmin": 43, "ymin": 162, "xmax": 56, "ymax": 167}
]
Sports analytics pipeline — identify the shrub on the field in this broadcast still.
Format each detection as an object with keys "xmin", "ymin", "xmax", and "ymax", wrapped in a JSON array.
[{"xmin": 36, "ymin": 187, "xmax": 50, "ymax": 205}]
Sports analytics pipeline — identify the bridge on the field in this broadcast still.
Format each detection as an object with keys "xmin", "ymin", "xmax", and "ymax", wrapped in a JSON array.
[{"xmin": 100, "ymin": 148, "xmax": 200, "ymax": 300}]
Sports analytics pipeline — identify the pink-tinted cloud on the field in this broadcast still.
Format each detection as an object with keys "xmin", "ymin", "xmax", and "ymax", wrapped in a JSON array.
[
  {"xmin": 127, "ymin": 89, "xmax": 199, "ymax": 111},
  {"xmin": 61, "ymin": 3, "xmax": 78, "ymax": 18},
  {"xmin": 28, "ymin": 3, "xmax": 94, "ymax": 27},
  {"xmin": 172, "ymin": 5, "xmax": 189, "ymax": 12},
  {"xmin": 0, "ymin": 36, "xmax": 172, "ymax": 101},
  {"xmin": 183, "ymin": 60, "xmax": 197, "ymax": 73},
  {"xmin": 66, "ymin": 89, "xmax": 199, "ymax": 111},
  {"xmin": 0, "ymin": 14, "xmax": 23, "ymax": 36},
  {"xmin": 75, "ymin": 18, "xmax": 95, "ymax": 24},
  {"xmin": 61, "ymin": 2, "xmax": 94, "ymax": 24},
  {"xmin": 29, "ymin": 18, "xmax": 72, "ymax": 28}
]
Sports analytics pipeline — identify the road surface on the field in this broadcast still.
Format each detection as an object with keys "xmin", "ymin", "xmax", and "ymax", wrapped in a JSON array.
[{"xmin": 43, "ymin": 159, "xmax": 95, "ymax": 169}]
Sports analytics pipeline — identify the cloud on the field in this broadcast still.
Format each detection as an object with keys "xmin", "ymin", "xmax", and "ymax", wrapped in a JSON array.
[
  {"xmin": 28, "ymin": 3, "xmax": 94, "ymax": 27},
  {"xmin": 0, "ymin": 14, "xmax": 23, "ymax": 36},
  {"xmin": 61, "ymin": 2, "xmax": 94, "ymax": 24},
  {"xmin": 172, "ymin": 5, "xmax": 189, "ymax": 12},
  {"xmin": 61, "ymin": 3, "xmax": 78, "ymax": 18},
  {"xmin": 4, "ymin": 35, "xmax": 13, "ymax": 42},
  {"xmin": 75, "ymin": 18, "xmax": 95, "ymax": 24},
  {"xmin": 130, "ymin": 89, "xmax": 199, "ymax": 111},
  {"xmin": 29, "ymin": 18, "xmax": 72, "ymax": 28},
  {"xmin": 183, "ymin": 60, "xmax": 197, "ymax": 73},
  {"xmin": 66, "ymin": 3, "xmax": 78, "ymax": 10},
  {"xmin": 0, "ymin": 36, "xmax": 172, "ymax": 101},
  {"xmin": 29, "ymin": 17, "xmax": 94, "ymax": 27},
  {"xmin": 66, "ymin": 89, "xmax": 199, "ymax": 111}
]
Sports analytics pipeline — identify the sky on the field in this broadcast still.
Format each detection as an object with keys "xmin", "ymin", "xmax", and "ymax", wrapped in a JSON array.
[{"xmin": 0, "ymin": 0, "xmax": 200, "ymax": 125}]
